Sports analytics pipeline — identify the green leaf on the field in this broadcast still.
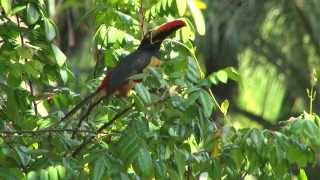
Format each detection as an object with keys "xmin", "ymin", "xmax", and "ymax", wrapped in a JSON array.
[
  {"xmin": 39, "ymin": 169, "xmax": 48, "ymax": 180},
  {"xmin": 6, "ymin": 87, "xmax": 19, "ymax": 121},
  {"xmin": 176, "ymin": 0, "xmax": 187, "ymax": 16},
  {"xmin": 56, "ymin": 165, "xmax": 66, "ymax": 179},
  {"xmin": 133, "ymin": 148, "xmax": 154, "ymax": 178},
  {"xmin": 44, "ymin": 18, "xmax": 56, "ymax": 41},
  {"xmin": 134, "ymin": 84, "xmax": 151, "ymax": 104},
  {"xmin": 187, "ymin": 0, "xmax": 205, "ymax": 35},
  {"xmin": 51, "ymin": 44, "xmax": 66, "ymax": 67},
  {"xmin": 26, "ymin": 171, "xmax": 38, "ymax": 180},
  {"xmin": 199, "ymin": 90, "xmax": 214, "ymax": 118},
  {"xmin": 298, "ymin": 169, "xmax": 308, "ymax": 180},
  {"xmin": 17, "ymin": 45, "xmax": 32, "ymax": 59},
  {"xmin": 92, "ymin": 158, "xmax": 105, "ymax": 180},
  {"xmin": 15, "ymin": 146, "xmax": 31, "ymax": 167},
  {"xmin": 59, "ymin": 69, "xmax": 68, "ymax": 84},
  {"xmin": 1, "ymin": 0, "xmax": 12, "ymax": 15},
  {"xmin": 174, "ymin": 149, "xmax": 186, "ymax": 177},
  {"xmin": 104, "ymin": 49, "xmax": 117, "ymax": 68},
  {"xmin": 11, "ymin": 5, "xmax": 26, "ymax": 15},
  {"xmin": 225, "ymin": 67, "xmax": 240, "ymax": 82},
  {"xmin": 216, "ymin": 70, "xmax": 228, "ymax": 83},
  {"xmin": 48, "ymin": 166, "xmax": 58, "ymax": 180},
  {"xmin": 221, "ymin": 99, "xmax": 229, "ymax": 115},
  {"xmin": 8, "ymin": 71, "xmax": 21, "ymax": 87},
  {"xmin": 26, "ymin": 3, "xmax": 40, "ymax": 25},
  {"xmin": 155, "ymin": 160, "xmax": 167, "ymax": 180}
]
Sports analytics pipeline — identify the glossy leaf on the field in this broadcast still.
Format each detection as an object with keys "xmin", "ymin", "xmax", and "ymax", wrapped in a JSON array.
[
  {"xmin": 44, "ymin": 18, "xmax": 56, "ymax": 42},
  {"xmin": 51, "ymin": 44, "xmax": 66, "ymax": 67},
  {"xmin": 26, "ymin": 3, "xmax": 40, "ymax": 25}
]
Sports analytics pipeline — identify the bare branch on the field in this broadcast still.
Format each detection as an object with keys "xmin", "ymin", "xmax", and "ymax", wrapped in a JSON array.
[
  {"xmin": 0, "ymin": 128, "xmax": 106, "ymax": 136},
  {"xmin": 71, "ymin": 103, "xmax": 134, "ymax": 157}
]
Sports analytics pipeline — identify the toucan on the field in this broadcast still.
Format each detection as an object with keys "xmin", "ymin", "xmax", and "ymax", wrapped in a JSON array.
[{"xmin": 59, "ymin": 19, "xmax": 186, "ymax": 124}]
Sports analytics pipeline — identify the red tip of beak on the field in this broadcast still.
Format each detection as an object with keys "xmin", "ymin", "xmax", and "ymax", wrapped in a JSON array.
[{"xmin": 156, "ymin": 19, "xmax": 186, "ymax": 32}]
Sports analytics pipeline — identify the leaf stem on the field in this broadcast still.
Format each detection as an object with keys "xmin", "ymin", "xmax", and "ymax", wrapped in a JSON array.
[{"xmin": 16, "ymin": 15, "xmax": 38, "ymax": 116}]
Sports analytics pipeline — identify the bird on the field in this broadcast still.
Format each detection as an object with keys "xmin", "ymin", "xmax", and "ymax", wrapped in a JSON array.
[{"xmin": 59, "ymin": 19, "xmax": 186, "ymax": 124}]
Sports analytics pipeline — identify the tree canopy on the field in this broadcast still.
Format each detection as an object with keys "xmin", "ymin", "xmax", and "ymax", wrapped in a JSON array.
[{"xmin": 0, "ymin": 0, "xmax": 320, "ymax": 179}]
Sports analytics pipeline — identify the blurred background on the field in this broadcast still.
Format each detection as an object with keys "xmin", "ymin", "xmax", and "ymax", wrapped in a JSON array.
[{"xmin": 52, "ymin": 0, "xmax": 320, "ymax": 129}]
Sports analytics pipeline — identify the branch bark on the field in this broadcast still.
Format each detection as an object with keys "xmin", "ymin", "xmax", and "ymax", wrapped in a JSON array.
[
  {"xmin": 71, "ymin": 103, "xmax": 134, "ymax": 157},
  {"xmin": 231, "ymin": 105, "xmax": 273, "ymax": 129}
]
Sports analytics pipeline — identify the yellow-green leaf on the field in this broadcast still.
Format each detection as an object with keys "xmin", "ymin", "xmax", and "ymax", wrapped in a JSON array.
[
  {"xmin": 176, "ymin": 0, "xmax": 187, "ymax": 16},
  {"xmin": 1, "ymin": 0, "xmax": 12, "ymax": 15},
  {"xmin": 51, "ymin": 44, "xmax": 66, "ymax": 67},
  {"xmin": 26, "ymin": 171, "xmax": 38, "ymax": 180},
  {"xmin": 48, "ymin": 166, "xmax": 58, "ymax": 180},
  {"xmin": 187, "ymin": 0, "xmax": 205, "ymax": 35},
  {"xmin": 221, "ymin": 99, "xmax": 229, "ymax": 115}
]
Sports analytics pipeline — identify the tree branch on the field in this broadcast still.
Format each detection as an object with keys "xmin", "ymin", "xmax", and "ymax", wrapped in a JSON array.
[
  {"xmin": 293, "ymin": 0, "xmax": 320, "ymax": 56},
  {"xmin": 0, "ymin": 128, "xmax": 105, "ymax": 136},
  {"xmin": 71, "ymin": 103, "xmax": 134, "ymax": 157},
  {"xmin": 231, "ymin": 105, "xmax": 273, "ymax": 129},
  {"xmin": 71, "ymin": 95, "xmax": 105, "ymax": 138}
]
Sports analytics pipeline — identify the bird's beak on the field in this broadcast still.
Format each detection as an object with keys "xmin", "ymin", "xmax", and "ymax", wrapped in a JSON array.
[{"xmin": 150, "ymin": 19, "xmax": 186, "ymax": 43}]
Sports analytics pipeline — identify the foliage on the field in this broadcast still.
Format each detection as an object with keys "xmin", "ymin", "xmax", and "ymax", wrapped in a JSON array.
[{"xmin": 0, "ymin": 0, "xmax": 319, "ymax": 179}]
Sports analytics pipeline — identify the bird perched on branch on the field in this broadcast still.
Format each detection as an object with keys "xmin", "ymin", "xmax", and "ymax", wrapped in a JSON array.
[{"xmin": 59, "ymin": 19, "xmax": 186, "ymax": 124}]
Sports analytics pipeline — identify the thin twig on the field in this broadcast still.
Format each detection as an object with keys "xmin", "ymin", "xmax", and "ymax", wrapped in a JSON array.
[
  {"xmin": 0, "ymin": 128, "xmax": 105, "ymax": 136},
  {"xmin": 139, "ymin": 0, "xmax": 145, "ymax": 39},
  {"xmin": 71, "ymin": 95, "xmax": 106, "ymax": 138},
  {"xmin": 16, "ymin": 15, "xmax": 38, "ymax": 116},
  {"xmin": 71, "ymin": 103, "xmax": 134, "ymax": 157},
  {"xmin": 51, "ymin": 90, "xmax": 99, "ymax": 128}
]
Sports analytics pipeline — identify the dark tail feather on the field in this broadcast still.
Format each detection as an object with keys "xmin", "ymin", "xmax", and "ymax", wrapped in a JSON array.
[
  {"xmin": 71, "ymin": 95, "xmax": 107, "ymax": 138},
  {"xmin": 58, "ymin": 90, "xmax": 100, "ymax": 125}
]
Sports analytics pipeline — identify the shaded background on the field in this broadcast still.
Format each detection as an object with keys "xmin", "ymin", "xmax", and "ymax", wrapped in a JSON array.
[
  {"xmin": 54, "ymin": 0, "xmax": 320, "ymax": 127},
  {"xmin": 50, "ymin": 0, "xmax": 320, "ymax": 178}
]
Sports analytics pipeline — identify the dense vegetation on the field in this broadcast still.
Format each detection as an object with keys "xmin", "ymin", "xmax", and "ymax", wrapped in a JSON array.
[{"xmin": 0, "ymin": 0, "xmax": 319, "ymax": 179}]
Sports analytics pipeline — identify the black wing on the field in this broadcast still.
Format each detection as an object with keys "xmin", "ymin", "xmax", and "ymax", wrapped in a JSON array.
[{"xmin": 107, "ymin": 49, "xmax": 154, "ymax": 94}]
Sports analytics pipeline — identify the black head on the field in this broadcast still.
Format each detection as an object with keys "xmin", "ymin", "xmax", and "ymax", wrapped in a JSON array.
[{"xmin": 139, "ymin": 19, "xmax": 186, "ymax": 51}]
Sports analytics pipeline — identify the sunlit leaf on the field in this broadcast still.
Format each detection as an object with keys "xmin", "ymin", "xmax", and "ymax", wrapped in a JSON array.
[
  {"xmin": 60, "ymin": 69, "xmax": 68, "ymax": 84},
  {"xmin": 298, "ymin": 169, "xmax": 308, "ymax": 180},
  {"xmin": 195, "ymin": 0, "xmax": 207, "ymax": 9},
  {"xmin": 1, "ymin": 0, "xmax": 12, "ymax": 15},
  {"xmin": 187, "ymin": 0, "xmax": 205, "ymax": 35},
  {"xmin": 48, "ymin": 166, "xmax": 58, "ymax": 180},
  {"xmin": 216, "ymin": 70, "xmax": 228, "ymax": 83},
  {"xmin": 26, "ymin": 171, "xmax": 38, "ymax": 180},
  {"xmin": 221, "ymin": 99, "xmax": 229, "ymax": 115},
  {"xmin": 176, "ymin": 0, "xmax": 187, "ymax": 16},
  {"xmin": 39, "ymin": 169, "xmax": 48, "ymax": 180},
  {"xmin": 51, "ymin": 44, "xmax": 66, "ymax": 67}
]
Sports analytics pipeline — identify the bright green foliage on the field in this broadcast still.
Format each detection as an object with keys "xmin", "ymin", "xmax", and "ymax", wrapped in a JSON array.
[{"xmin": 0, "ymin": 0, "xmax": 319, "ymax": 179}]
